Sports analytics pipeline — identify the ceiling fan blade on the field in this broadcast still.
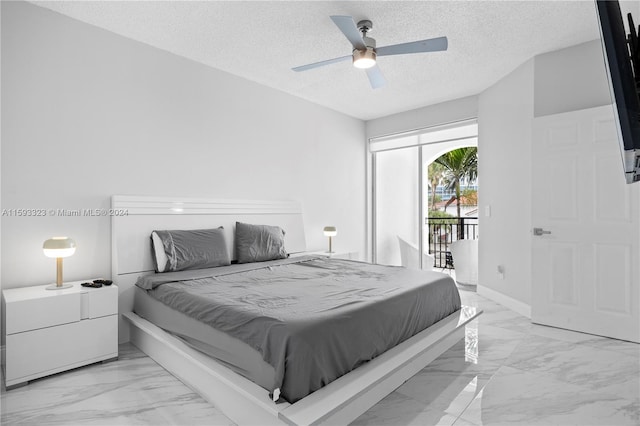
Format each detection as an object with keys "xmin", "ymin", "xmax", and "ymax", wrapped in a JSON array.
[
  {"xmin": 330, "ymin": 15, "xmax": 366, "ymax": 50},
  {"xmin": 292, "ymin": 55, "xmax": 352, "ymax": 72},
  {"xmin": 377, "ymin": 36, "xmax": 448, "ymax": 57},
  {"xmin": 365, "ymin": 65, "xmax": 386, "ymax": 89}
]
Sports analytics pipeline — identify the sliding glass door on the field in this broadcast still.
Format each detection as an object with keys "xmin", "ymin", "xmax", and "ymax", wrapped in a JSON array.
[{"xmin": 371, "ymin": 119, "xmax": 478, "ymax": 270}]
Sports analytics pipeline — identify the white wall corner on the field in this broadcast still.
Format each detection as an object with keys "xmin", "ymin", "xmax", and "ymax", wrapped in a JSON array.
[{"xmin": 477, "ymin": 285, "xmax": 531, "ymax": 319}]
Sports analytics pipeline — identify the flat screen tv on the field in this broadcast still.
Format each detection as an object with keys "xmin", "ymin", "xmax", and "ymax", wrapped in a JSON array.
[{"xmin": 596, "ymin": 0, "xmax": 640, "ymax": 184}]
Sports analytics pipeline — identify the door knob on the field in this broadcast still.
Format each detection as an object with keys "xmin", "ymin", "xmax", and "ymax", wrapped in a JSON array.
[{"xmin": 533, "ymin": 227, "xmax": 551, "ymax": 236}]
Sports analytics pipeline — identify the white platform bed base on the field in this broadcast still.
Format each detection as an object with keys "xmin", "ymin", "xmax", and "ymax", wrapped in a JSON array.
[
  {"xmin": 124, "ymin": 307, "xmax": 479, "ymax": 426},
  {"xmin": 112, "ymin": 196, "xmax": 481, "ymax": 426}
]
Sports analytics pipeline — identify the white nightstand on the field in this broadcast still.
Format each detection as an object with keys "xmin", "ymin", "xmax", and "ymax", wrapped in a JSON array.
[{"xmin": 1, "ymin": 281, "xmax": 118, "ymax": 389}]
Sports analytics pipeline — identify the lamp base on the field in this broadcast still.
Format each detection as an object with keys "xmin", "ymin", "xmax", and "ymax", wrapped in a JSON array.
[{"xmin": 46, "ymin": 283, "xmax": 73, "ymax": 290}]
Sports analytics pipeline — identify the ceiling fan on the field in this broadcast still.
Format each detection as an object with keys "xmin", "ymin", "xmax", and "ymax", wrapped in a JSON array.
[{"xmin": 292, "ymin": 15, "xmax": 448, "ymax": 89}]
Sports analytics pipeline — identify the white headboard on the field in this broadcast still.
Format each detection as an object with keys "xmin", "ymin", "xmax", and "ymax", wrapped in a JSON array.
[{"xmin": 111, "ymin": 195, "xmax": 307, "ymax": 342}]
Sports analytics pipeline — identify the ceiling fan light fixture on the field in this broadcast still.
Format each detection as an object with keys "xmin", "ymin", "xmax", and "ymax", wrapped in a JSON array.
[{"xmin": 353, "ymin": 47, "xmax": 376, "ymax": 69}]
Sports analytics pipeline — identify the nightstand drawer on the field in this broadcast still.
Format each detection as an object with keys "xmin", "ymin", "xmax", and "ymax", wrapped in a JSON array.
[
  {"xmin": 5, "ymin": 315, "xmax": 117, "ymax": 383},
  {"xmin": 6, "ymin": 292, "xmax": 80, "ymax": 334},
  {"xmin": 81, "ymin": 286, "xmax": 118, "ymax": 319}
]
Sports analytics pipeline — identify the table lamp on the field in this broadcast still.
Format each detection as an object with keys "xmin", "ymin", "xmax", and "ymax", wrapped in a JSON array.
[
  {"xmin": 43, "ymin": 237, "xmax": 76, "ymax": 290},
  {"xmin": 323, "ymin": 226, "xmax": 337, "ymax": 253}
]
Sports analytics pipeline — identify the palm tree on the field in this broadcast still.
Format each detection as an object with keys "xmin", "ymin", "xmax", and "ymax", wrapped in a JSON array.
[
  {"xmin": 427, "ymin": 162, "xmax": 446, "ymax": 211},
  {"xmin": 435, "ymin": 147, "xmax": 478, "ymax": 218}
]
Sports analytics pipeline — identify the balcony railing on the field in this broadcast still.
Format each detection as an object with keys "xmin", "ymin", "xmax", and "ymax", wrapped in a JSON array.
[{"xmin": 426, "ymin": 217, "xmax": 478, "ymax": 269}]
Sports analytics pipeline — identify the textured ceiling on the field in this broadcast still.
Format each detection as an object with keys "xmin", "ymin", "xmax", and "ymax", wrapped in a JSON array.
[{"xmin": 30, "ymin": 1, "xmax": 635, "ymax": 120}]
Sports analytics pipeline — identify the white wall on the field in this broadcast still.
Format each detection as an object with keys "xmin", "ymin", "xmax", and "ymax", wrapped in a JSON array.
[
  {"xmin": 366, "ymin": 95, "xmax": 478, "ymax": 139},
  {"xmin": 534, "ymin": 40, "xmax": 611, "ymax": 117},
  {"xmin": 477, "ymin": 59, "xmax": 535, "ymax": 305},
  {"xmin": 1, "ymin": 1, "xmax": 366, "ymax": 289}
]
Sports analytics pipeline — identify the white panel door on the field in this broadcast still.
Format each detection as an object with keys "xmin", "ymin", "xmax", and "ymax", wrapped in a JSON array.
[{"xmin": 532, "ymin": 105, "xmax": 640, "ymax": 343}]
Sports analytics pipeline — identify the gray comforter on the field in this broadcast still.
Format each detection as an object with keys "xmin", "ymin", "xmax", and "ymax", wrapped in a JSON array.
[{"xmin": 136, "ymin": 256, "xmax": 461, "ymax": 403}]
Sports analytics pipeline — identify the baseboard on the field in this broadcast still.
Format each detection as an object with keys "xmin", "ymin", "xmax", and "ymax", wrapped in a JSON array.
[
  {"xmin": 477, "ymin": 285, "xmax": 531, "ymax": 318},
  {"xmin": 1, "ymin": 344, "xmax": 5, "ymax": 386}
]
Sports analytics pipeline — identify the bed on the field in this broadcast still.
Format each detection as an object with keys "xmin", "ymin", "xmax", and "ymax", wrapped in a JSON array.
[{"xmin": 112, "ymin": 195, "xmax": 481, "ymax": 425}]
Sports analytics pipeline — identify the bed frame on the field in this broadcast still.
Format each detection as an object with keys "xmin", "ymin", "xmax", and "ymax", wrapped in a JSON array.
[{"xmin": 112, "ymin": 195, "xmax": 481, "ymax": 426}]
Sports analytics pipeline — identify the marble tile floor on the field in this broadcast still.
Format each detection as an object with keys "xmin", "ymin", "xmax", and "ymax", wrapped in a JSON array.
[{"xmin": 2, "ymin": 287, "xmax": 638, "ymax": 425}]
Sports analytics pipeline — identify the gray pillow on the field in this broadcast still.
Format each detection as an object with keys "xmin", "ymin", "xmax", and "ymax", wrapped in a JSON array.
[
  {"xmin": 151, "ymin": 227, "xmax": 230, "ymax": 272},
  {"xmin": 235, "ymin": 222, "xmax": 288, "ymax": 263}
]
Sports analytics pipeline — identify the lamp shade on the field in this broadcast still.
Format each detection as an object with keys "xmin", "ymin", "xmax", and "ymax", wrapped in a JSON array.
[
  {"xmin": 43, "ymin": 237, "xmax": 76, "ymax": 258},
  {"xmin": 323, "ymin": 226, "xmax": 337, "ymax": 237}
]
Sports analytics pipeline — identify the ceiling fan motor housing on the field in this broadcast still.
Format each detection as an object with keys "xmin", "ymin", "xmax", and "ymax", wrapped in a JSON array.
[
  {"xmin": 362, "ymin": 35, "xmax": 376, "ymax": 49},
  {"xmin": 357, "ymin": 19, "xmax": 376, "ymax": 47}
]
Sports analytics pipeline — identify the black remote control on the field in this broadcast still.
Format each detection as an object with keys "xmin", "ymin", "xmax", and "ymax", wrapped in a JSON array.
[{"xmin": 81, "ymin": 282, "xmax": 102, "ymax": 288}]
